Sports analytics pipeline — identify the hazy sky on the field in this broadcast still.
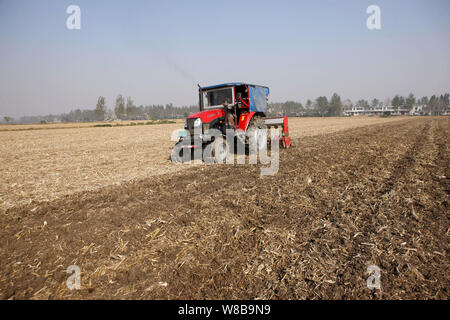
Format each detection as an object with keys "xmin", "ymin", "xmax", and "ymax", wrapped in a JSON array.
[{"xmin": 0, "ymin": 0, "xmax": 449, "ymax": 117}]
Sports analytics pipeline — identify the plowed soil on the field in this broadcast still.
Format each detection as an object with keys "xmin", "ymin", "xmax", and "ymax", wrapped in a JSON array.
[
  {"xmin": 0, "ymin": 117, "xmax": 448, "ymax": 299},
  {"xmin": 0, "ymin": 117, "xmax": 403, "ymax": 210}
]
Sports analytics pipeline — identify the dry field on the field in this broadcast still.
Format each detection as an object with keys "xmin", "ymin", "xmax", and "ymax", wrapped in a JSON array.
[
  {"xmin": 0, "ymin": 121, "xmax": 184, "ymax": 211},
  {"xmin": 0, "ymin": 116, "xmax": 403, "ymax": 211},
  {"xmin": 0, "ymin": 116, "xmax": 448, "ymax": 299},
  {"xmin": 0, "ymin": 120, "xmax": 183, "ymax": 132}
]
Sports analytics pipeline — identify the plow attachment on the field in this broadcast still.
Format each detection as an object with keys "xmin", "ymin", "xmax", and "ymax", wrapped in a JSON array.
[{"xmin": 263, "ymin": 116, "xmax": 291, "ymax": 148}]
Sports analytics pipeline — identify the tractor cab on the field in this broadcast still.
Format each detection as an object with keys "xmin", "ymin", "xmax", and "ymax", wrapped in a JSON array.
[
  {"xmin": 184, "ymin": 83, "xmax": 269, "ymax": 135},
  {"xmin": 200, "ymin": 83, "xmax": 268, "ymax": 110}
]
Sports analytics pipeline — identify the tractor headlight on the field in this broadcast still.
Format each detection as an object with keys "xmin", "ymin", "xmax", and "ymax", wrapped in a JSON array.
[{"xmin": 193, "ymin": 118, "xmax": 202, "ymax": 128}]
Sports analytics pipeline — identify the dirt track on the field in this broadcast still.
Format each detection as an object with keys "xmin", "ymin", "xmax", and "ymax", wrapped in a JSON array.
[{"xmin": 0, "ymin": 117, "xmax": 448, "ymax": 299}]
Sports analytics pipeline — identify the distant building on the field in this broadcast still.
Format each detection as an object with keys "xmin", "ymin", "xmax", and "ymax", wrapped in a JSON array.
[
  {"xmin": 344, "ymin": 106, "xmax": 409, "ymax": 116},
  {"xmin": 409, "ymin": 105, "xmax": 424, "ymax": 116}
]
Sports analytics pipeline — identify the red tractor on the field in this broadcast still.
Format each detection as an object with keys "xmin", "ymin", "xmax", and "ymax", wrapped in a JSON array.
[{"xmin": 171, "ymin": 82, "xmax": 290, "ymax": 163}]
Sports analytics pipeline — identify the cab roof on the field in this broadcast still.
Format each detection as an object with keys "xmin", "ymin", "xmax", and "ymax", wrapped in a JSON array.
[{"xmin": 200, "ymin": 82, "xmax": 269, "ymax": 94}]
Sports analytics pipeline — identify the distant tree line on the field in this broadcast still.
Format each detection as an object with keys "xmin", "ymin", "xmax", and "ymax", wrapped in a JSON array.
[
  {"xmin": 110, "ymin": 95, "xmax": 198, "ymax": 121},
  {"xmin": 2, "ymin": 92, "xmax": 449, "ymax": 124},
  {"xmin": 268, "ymin": 93, "xmax": 449, "ymax": 117},
  {"xmin": 267, "ymin": 93, "xmax": 344, "ymax": 117}
]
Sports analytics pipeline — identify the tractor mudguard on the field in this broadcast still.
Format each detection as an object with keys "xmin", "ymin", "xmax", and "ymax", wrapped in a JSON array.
[{"xmin": 237, "ymin": 111, "xmax": 256, "ymax": 131}]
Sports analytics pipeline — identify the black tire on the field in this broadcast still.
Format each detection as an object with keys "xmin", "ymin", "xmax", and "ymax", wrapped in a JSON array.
[
  {"xmin": 171, "ymin": 141, "xmax": 191, "ymax": 163},
  {"xmin": 204, "ymin": 136, "xmax": 229, "ymax": 164}
]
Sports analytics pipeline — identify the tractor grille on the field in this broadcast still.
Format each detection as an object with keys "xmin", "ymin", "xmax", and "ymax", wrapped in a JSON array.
[
  {"xmin": 186, "ymin": 119, "xmax": 201, "ymax": 136},
  {"xmin": 186, "ymin": 119, "xmax": 210, "ymax": 136}
]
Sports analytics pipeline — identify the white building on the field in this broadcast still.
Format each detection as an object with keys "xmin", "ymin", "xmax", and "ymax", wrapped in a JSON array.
[{"xmin": 344, "ymin": 106, "xmax": 409, "ymax": 116}]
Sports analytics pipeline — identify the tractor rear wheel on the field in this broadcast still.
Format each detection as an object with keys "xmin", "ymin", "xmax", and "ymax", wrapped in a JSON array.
[{"xmin": 248, "ymin": 117, "xmax": 268, "ymax": 154}]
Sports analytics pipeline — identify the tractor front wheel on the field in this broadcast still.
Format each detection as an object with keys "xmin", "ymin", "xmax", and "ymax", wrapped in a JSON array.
[
  {"xmin": 204, "ymin": 136, "xmax": 229, "ymax": 163},
  {"xmin": 171, "ymin": 141, "xmax": 191, "ymax": 163}
]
